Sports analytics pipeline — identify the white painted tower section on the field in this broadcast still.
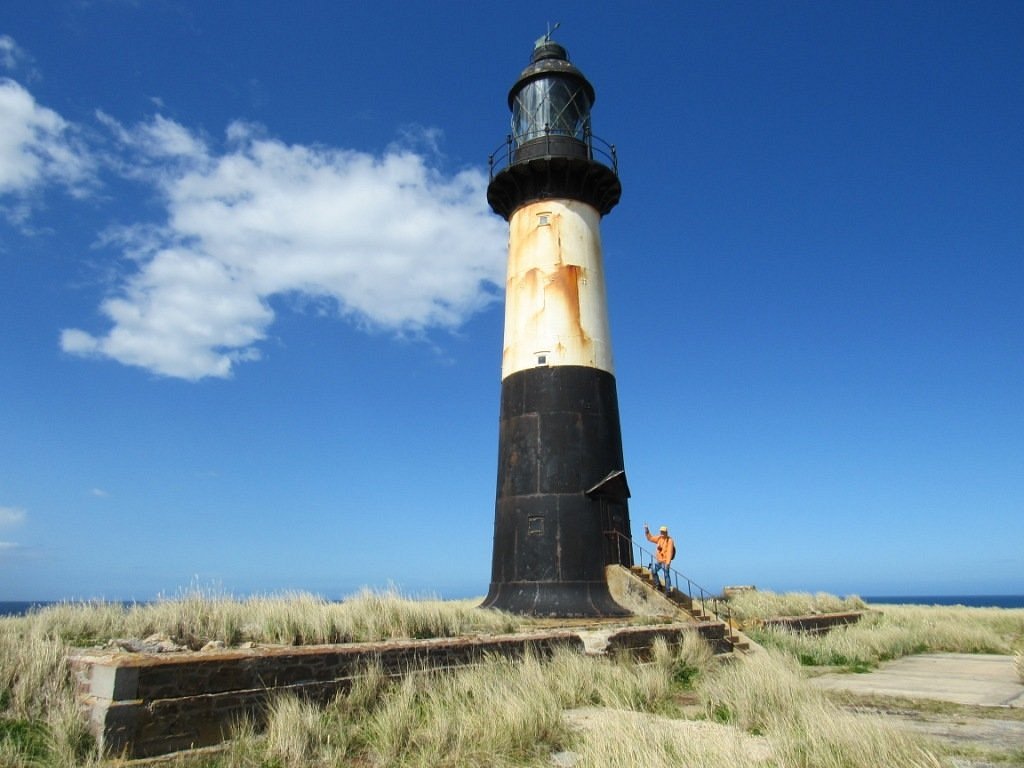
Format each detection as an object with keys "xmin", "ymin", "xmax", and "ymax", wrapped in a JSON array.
[{"xmin": 501, "ymin": 198, "xmax": 615, "ymax": 380}]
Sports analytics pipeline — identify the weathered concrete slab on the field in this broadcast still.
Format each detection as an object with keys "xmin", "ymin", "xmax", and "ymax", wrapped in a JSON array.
[
  {"xmin": 811, "ymin": 653, "xmax": 1024, "ymax": 708},
  {"xmin": 853, "ymin": 707, "xmax": 1024, "ymax": 750}
]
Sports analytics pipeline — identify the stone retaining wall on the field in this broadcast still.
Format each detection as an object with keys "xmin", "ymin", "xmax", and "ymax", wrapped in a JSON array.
[
  {"xmin": 71, "ymin": 623, "xmax": 718, "ymax": 759},
  {"xmin": 606, "ymin": 622, "xmax": 729, "ymax": 656},
  {"xmin": 760, "ymin": 611, "xmax": 865, "ymax": 634}
]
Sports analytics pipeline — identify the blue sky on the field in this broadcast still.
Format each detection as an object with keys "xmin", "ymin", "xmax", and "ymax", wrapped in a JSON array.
[{"xmin": 2, "ymin": 1, "xmax": 1021, "ymax": 602}]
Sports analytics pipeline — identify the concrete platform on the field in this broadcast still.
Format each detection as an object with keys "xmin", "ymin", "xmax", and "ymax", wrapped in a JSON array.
[{"xmin": 811, "ymin": 653, "xmax": 1024, "ymax": 707}]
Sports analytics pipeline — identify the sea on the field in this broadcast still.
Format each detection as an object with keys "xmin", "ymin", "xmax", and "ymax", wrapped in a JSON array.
[
  {"xmin": 861, "ymin": 595, "xmax": 1024, "ymax": 609},
  {"xmin": 2, "ymin": 595, "xmax": 1023, "ymax": 616},
  {"xmin": 0, "ymin": 600, "xmax": 143, "ymax": 617}
]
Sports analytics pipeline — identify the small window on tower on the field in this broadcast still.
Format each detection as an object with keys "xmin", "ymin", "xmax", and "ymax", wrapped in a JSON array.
[
  {"xmin": 537, "ymin": 213, "xmax": 550, "ymax": 226},
  {"xmin": 528, "ymin": 517, "xmax": 544, "ymax": 536},
  {"xmin": 537, "ymin": 355, "xmax": 547, "ymax": 365}
]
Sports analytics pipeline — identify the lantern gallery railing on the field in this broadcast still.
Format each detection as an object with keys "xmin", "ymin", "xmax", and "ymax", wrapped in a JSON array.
[{"xmin": 488, "ymin": 129, "xmax": 618, "ymax": 181}]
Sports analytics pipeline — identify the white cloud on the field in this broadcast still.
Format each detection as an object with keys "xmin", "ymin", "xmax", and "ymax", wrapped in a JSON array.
[
  {"xmin": 95, "ymin": 110, "xmax": 208, "ymax": 160},
  {"xmin": 90, "ymin": 488, "xmax": 110, "ymax": 498},
  {"xmin": 0, "ymin": 78, "xmax": 94, "ymax": 219},
  {"xmin": 0, "ymin": 35, "xmax": 36, "ymax": 79},
  {"xmin": 0, "ymin": 507, "xmax": 25, "ymax": 555},
  {"xmin": 0, "ymin": 75, "xmax": 506, "ymax": 379},
  {"xmin": 63, "ymin": 116, "xmax": 507, "ymax": 379},
  {"xmin": 0, "ymin": 36, "xmax": 21, "ymax": 70},
  {"xmin": 0, "ymin": 506, "xmax": 26, "ymax": 526},
  {"xmin": 0, "ymin": 506, "xmax": 26, "ymax": 527}
]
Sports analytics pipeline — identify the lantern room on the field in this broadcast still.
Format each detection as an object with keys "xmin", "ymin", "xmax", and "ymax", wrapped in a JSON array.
[
  {"xmin": 508, "ymin": 39, "xmax": 596, "ymax": 162},
  {"xmin": 487, "ymin": 35, "xmax": 621, "ymax": 221}
]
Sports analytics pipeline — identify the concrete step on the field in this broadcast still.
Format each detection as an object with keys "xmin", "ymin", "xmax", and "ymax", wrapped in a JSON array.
[
  {"xmin": 617, "ymin": 565, "xmax": 740, "ymax": 644},
  {"xmin": 697, "ymin": 621, "xmax": 755, "ymax": 656}
]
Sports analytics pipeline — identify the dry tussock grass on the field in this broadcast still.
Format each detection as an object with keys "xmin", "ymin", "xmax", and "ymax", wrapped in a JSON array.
[
  {"xmin": 749, "ymin": 601, "xmax": 1024, "ymax": 668},
  {"xmin": 563, "ymin": 708, "xmax": 773, "ymax": 767},
  {"xmin": 0, "ymin": 630, "xmax": 67, "ymax": 721},
  {"xmin": 1, "ymin": 590, "xmax": 995, "ymax": 767},
  {"xmin": 14, "ymin": 586, "xmax": 520, "ymax": 650},
  {"xmin": 728, "ymin": 589, "xmax": 867, "ymax": 621},
  {"xmin": 699, "ymin": 650, "xmax": 942, "ymax": 768}
]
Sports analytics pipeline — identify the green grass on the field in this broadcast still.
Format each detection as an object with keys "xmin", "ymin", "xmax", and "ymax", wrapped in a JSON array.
[
  {"xmin": 0, "ymin": 719, "xmax": 49, "ymax": 762},
  {"xmin": 0, "ymin": 702, "xmax": 97, "ymax": 768}
]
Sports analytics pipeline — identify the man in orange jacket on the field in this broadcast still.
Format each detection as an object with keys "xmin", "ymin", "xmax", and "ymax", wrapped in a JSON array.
[{"xmin": 644, "ymin": 522, "xmax": 676, "ymax": 593}]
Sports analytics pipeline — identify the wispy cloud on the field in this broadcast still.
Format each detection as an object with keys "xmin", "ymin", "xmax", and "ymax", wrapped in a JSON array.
[
  {"xmin": 0, "ymin": 78, "xmax": 95, "ymax": 223},
  {"xmin": 0, "ymin": 35, "xmax": 37, "ymax": 78},
  {"xmin": 0, "ymin": 35, "xmax": 21, "ymax": 70},
  {"xmin": 0, "ymin": 506, "xmax": 26, "ymax": 527},
  {"xmin": 60, "ymin": 114, "xmax": 506, "ymax": 379},
  {"xmin": 0, "ymin": 507, "xmax": 25, "ymax": 553},
  {"xmin": 90, "ymin": 488, "xmax": 110, "ymax": 498}
]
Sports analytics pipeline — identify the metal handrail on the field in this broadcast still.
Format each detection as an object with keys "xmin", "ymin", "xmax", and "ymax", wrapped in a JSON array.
[
  {"xmin": 488, "ymin": 129, "xmax": 618, "ymax": 181},
  {"xmin": 603, "ymin": 529, "xmax": 735, "ymax": 634}
]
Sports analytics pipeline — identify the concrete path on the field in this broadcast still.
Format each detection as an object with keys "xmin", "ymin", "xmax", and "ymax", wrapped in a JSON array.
[{"xmin": 811, "ymin": 653, "xmax": 1024, "ymax": 707}]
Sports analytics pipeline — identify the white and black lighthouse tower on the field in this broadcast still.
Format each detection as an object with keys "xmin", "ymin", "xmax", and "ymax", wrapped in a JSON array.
[{"xmin": 481, "ymin": 33, "xmax": 633, "ymax": 617}]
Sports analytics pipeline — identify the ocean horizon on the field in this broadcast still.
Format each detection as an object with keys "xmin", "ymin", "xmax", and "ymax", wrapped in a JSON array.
[
  {"xmin": 2, "ymin": 594, "xmax": 1023, "ymax": 617},
  {"xmin": 861, "ymin": 594, "xmax": 1024, "ymax": 609}
]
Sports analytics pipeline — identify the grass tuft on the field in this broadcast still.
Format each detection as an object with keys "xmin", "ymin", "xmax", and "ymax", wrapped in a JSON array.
[
  {"xmin": 263, "ymin": 695, "xmax": 334, "ymax": 768},
  {"xmin": 0, "ymin": 718, "xmax": 50, "ymax": 763},
  {"xmin": 749, "ymin": 602, "xmax": 1024, "ymax": 669},
  {"xmin": 728, "ymin": 589, "xmax": 867, "ymax": 622},
  {"xmin": 12, "ymin": 585, "xmax": 521, "ymax": 653},
  {"xmin": 0, "ymin": 629, "xmax": 69, "ymax": 720},
  {"xmin": 698, "ymin": 649, "xmax": 942, "ymax": 768}
]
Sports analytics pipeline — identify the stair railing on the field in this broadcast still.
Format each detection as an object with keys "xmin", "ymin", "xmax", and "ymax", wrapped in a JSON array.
[{"xmin": 603, "ymin": 529, "xmax": 735, "ymax": 634}]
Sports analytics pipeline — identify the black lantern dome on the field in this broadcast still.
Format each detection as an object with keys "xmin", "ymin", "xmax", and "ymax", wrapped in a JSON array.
[
  {"xmin": 487, "ymin": 37, "xmax": 621, "ymax": 220},
  {"xmin": 508, "ymin": 40, "xmax": 595, "ymax": 160}
]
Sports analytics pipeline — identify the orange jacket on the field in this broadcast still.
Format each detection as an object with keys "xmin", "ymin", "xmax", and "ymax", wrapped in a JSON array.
[{"xmin": 646, "ymin": 530, "xmax": 676, "ymax": 564}]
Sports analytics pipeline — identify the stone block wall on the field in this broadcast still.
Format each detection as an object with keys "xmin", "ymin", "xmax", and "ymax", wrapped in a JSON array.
[
  {"xmin": 71, "ymin": 630, "xmax": 585, "ymax": 758},
  {"xmin": 604, "ymin": 622, "xmax": 731, "ymax": 657},
  {"xmin": 72, "ymin": 625, "xmax": 715, "ymax": 759}
]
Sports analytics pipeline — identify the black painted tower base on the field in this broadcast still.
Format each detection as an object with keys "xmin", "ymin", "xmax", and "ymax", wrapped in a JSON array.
[{"xmin": 481, "ymin": 365, "xmax": 632, "ymax": 617}]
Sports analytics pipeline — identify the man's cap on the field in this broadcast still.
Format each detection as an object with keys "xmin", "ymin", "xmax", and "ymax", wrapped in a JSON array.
[{"xmin": 659, "ymin": 526, "xmax": 668, "ymax": 532}]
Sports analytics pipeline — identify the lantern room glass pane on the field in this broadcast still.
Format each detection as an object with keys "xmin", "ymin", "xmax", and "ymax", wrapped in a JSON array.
[{"xmin": 511, "ymin": 76, "xmax": 591, "ymax": 146}]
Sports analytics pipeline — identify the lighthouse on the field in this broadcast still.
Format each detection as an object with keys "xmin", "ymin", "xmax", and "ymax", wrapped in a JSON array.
[{"xmin": 481, "ymin": 33, "xmax": 633, "ymax": 617}]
